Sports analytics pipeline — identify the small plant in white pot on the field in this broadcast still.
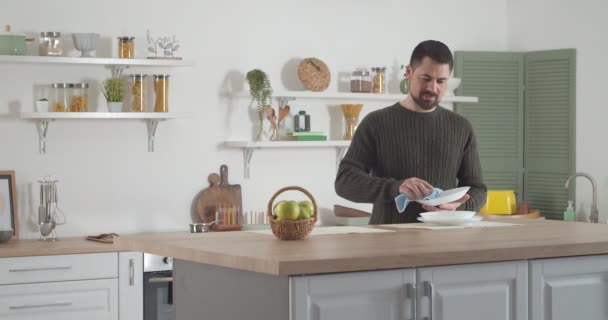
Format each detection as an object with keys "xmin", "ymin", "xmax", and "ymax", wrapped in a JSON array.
[{"xmin": 102, "ymin": 78, "xmax": 126, "ymax": 112}]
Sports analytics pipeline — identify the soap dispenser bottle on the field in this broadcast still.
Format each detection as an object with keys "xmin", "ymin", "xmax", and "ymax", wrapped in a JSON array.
[{"xmin": 564, "ymin": 200, "xmax": 576, "ymax": 221}]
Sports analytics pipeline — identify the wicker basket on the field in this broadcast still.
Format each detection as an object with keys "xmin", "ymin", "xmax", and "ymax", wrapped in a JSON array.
[
  {"xmin": 268, "ymin": 186, "xmax": 317, "ymax": 240},
  {"xmin": 297, "ymin": 58, "xmax": 331, "ymax": 92}
]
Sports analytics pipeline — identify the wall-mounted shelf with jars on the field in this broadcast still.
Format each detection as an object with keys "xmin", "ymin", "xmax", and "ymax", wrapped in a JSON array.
[
  {"xmin": 20, "ymin": 112, "xmax": 187, "ymax": 153},
  {"xmin": 224, "ymin": 140, "xmax": 351, "ymax": 179},
  {"xmin": 0, "ymin": 53, "xmax": 192, "ymax": 153},
  {"xmin": 0, "ymin": 55, "xmax": 191, "ymax": 77}
]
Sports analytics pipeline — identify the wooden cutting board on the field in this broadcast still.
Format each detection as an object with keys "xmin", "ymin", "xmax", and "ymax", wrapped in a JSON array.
[{"xmin": 195, "ymin": 165, "xmax": 243, "ymax": 224}]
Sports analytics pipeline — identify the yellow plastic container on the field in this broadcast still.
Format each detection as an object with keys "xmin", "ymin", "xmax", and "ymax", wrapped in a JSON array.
[{"xmin": 479, "ymin": 190, "xmax": 516, "ymax": 215}]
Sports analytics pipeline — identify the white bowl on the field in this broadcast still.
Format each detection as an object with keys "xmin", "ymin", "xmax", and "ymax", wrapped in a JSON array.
[
  {"xmin": 72, "ymin": 33, "xmax": 99, "ymax": 57},
  {"xmin": 445, "ymin": 77, "xmax": 461, "ymax": 96},
  {"xmin": 420, "ymin": 211, "xmax": 477, "ymax": 220}
]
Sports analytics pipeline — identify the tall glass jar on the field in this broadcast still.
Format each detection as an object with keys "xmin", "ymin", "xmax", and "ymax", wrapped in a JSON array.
[
  {"xmin": 39, "ymin": 32, "xmax": 62, "ymax": 56},
  {"xmin": 118, "ymin": 36, "xmax": 135, "ymax": 59},
  {"xmin": 153, "ymin": 75, "xmax": 170, "ymax": 112},
  {"xmin": 129, "ymin": 74, "xmax": 147, "ymax": 112},
  {"xmin": 71, "ymin": 83, "xmax": 89, "ymax": 112},
  {"xmin": 371, "ymin": 67, "xmax": 386, "ymax": 94},
  {"xmin": 50, "ymin": 83, "xmax": 72, "ymax": 112}
]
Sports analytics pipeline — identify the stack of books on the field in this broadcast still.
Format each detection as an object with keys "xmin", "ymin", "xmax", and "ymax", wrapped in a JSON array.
[{"xmin": 286, "ymin": 131, "xmax": 327, "ymax": 141}]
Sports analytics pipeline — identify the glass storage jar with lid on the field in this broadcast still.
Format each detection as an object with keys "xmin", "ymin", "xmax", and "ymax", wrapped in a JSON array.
[
  {"xmin": 39, "ymin": 32, "xmax": 62, "ymax": 56},
  {"xmin": 118, "ymin": 36, "xmax": 135, "ymax": 59},
  {"xmin": 350, "ymin": 69, "xmax": 372, "ymax": 93},
  {"xmin": 129, "ymin": 74, "xmax": 148, "ymax": 112},
  {"xmin": 50, "ymin": 83, "xmax": 72, "ymax": 112},
  {"xmin": 71, "ymin": 83, "xmax": 89, "ymax": 112},
  {"xmin": 153, "ymin": 75, "xmax": 170, "ymax": 112},
  {"xmin": 371, "ymin": 67, "xmax": 386, "ymax": 93}
]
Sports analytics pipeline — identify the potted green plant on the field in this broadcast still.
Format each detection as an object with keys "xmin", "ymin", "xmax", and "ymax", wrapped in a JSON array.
[
  {"xmin": 102, "ymin": 78, "xmax": 126, "ymax": 112},
  {"xmin": 246, "ymin": 69, "xmax": 273, "ymax": 140}
]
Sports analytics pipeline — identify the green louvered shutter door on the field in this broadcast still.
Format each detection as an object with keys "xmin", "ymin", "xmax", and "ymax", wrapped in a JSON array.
[
  {"xmin": 524, "ymin": 49, "xmax": 576, "ymax": 219},
  {"xmin": 454, "ymin": 52, "xmax": 525, "ymax": 200}
]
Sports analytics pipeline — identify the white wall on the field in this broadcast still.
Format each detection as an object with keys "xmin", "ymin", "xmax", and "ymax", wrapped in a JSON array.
[
  {"xmin": 507, "ymin": 0, "xmax": 608, "ymax": 222},
  {"xmin": 0, "ymin": 0, "xmax": 508, "ymax": 238}
]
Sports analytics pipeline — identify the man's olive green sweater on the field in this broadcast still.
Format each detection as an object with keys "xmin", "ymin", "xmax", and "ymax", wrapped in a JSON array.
[{"xmin": 335, "ymin": 103, "xmax": 487, "ymax": 224}]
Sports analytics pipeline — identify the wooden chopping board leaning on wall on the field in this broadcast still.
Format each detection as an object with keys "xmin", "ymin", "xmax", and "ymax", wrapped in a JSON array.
[{"xmin": 194, "ymin": 165, "xmax": 243, "ymax": 231}]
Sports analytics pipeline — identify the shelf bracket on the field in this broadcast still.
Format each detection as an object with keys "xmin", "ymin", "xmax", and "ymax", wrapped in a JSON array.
[
  {"xmin": 146, "ymin": 119, "xmax": 159, "ymax": 152},
  {"xmin": 243, "ymin": 148, "xmax": 255, "ymax": 179},
  {"xmin": 36, "ymin": 119, "xmax": 51, "ymax": 154},
  {"xmin": 335, "ymin": 146, "xmax": 348, "ymax": 171},
  {"xmin": 276, "ymin": 96, "xmax": 296, "ymax": 108},
  {"xmin": 109, "ymin": 65, "xmax": 129, "ymax": 78}
]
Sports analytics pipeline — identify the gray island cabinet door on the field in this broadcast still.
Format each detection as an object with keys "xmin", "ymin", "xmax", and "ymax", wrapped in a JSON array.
[
  {"xmin": 530, "ymin": 255, "xmax": 608, "ymax": 320},
  {"xmin": 416, "ymin": 261, "xmax": 528, "ymax": 320},
  {"xmin": 290, "ymin": 268, "xmax": 416, "ymax": 320}
]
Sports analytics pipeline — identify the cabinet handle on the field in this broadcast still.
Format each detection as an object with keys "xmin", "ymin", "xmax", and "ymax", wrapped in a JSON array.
[
  {"xmin": 423, "ymin": 281, "xmax": 434, "ymax": 320},
  {"xmin": 406, "ymin": 283, "xmax": 417, "ymax": 320},
  {"xmin": 148, "ymin": 276, "xmax": 173, "ymax": 283},
  {"xmin": 9, "ymin": 266, "xmax": 72, "ymax": 273},
  {"xmin": 129, "ymin": 259, "xmax": 135, "ymax": 286},
  {"xmin": 10, "ymin": 302, "xmax": 72, "ymax": 310}
]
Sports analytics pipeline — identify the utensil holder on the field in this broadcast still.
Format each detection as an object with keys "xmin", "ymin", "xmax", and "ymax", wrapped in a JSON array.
[{"xmin": 267, "ymin": 186, "xmax": 317, "ymax": 240}]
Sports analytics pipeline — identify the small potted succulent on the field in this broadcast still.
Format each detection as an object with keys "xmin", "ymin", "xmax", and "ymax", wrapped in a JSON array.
[{"xmin": 102, "ymin": 78, "xmax": 126, "ymax": 112}]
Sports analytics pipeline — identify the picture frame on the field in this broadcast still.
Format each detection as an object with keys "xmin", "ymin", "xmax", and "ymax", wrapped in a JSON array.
[{"xmin": 0, "ymin": 170, "xmax": 19, "ymax": 239}]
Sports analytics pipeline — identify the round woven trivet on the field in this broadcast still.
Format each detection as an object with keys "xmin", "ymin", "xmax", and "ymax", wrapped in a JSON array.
[{"xmin": 297, "ymin": 58, "xmax": 331, "ymax": 92}]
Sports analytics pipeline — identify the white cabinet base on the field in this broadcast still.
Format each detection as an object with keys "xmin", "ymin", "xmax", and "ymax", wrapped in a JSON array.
[
  {"xmin": 0, "ymin": 278, "xmax": 118, "ymax": 320},
  {"xmin": 531, "ymin": 255, "xmax": 608, "ymax": 320},
  {"xmin": 417, "ymin": 261, "xmax": 528, "ymax": 320}
]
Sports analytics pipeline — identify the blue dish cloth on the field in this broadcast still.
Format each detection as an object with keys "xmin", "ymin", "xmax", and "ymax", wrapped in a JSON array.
[{"xmin": 395, "ymin": 188, "xmax": 443, "ymax": 213}]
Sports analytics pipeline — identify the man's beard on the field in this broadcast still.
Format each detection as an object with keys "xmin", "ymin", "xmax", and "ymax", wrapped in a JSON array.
[{"xmin": 411, "ymin": 90, "xmax": 440, "ymax": 110}]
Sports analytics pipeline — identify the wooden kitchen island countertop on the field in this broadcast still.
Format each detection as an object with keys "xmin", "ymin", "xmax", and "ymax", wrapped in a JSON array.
[
  {"xmin": 116, "ymin": 219, "xmax": 608, "ymax": 276},
  {"xmin": 0, "ymin": 237, "xmax": 119, "ymax": 258}
]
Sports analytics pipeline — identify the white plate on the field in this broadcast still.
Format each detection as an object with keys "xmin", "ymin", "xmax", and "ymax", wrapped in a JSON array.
[
  {"xmin": 417, "ymin": 216, "xmax": 482, "ymax": 226},
  {"xmin": 416, "ymin": 186, "xmax": 470, "ymax": 207},
  {"xmin": 420, "ymin": 211, "xmax": 477, "ymax": 220}
]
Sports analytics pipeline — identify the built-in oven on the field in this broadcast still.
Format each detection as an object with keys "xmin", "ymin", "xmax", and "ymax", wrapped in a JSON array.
[{"xmin": 143, "ymin": 253, "xmax": 175, "ymax": 320}]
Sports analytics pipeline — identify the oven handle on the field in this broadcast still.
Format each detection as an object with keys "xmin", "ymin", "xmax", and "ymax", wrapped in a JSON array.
[{"xmin": 148, "ymin": 276, "xmax": 173, "ymax": 283}]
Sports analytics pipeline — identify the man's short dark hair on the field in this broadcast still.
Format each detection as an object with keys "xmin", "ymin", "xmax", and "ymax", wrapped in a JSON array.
[{"xmin": 410, "ymin": 40, "xmax": 454, "ymax": 71}]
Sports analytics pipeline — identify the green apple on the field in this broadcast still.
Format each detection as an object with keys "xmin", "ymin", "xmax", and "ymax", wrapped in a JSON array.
[
  {"xmin": 275, "ymin": 200, "xmax": 300, "ymax": 220},
  {"xmin": 298, "ymin": 200, "xmax": 314, "ymax": 219}
]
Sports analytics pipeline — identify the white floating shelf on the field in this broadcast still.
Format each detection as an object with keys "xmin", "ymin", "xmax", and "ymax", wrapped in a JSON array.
[
  {"xmin": 0, "ymin": 55, "xmax": 191, "ymax": 67},
  {"xmin": 224, "ymin": 140, "xmax": 350, "ymax": 148},
  {"xmin": 20, "ymin": 112, "xmax": 188, "ymax": 154},
  {"xmin": 20, "ymin": 112, "xmax": 185, "ymax": 120},
  {"xmin": 231, "ymin": 90, "xmax": 478, "ymax": 103},
  {"xmin": 224, "ymin": 140, "xmax": 351, "ymax": 178}
]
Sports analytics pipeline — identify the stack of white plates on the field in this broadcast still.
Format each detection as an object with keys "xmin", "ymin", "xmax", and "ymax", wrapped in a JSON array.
[{"xmin": 418, "ymin": 211, "xmax": 482, "ymax": 226}]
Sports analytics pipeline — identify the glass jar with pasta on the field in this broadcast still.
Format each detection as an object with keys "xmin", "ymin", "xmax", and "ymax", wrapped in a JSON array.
[
  {"xmin": 118, "ymin": 36, "xmax": 135, "ymax": 59},
  {"xmin": 129, "ymin": 74, "xmax": 148, "ymax": 112},
  {"xmin": 371, "ymin": 67, "xmax": 386, "ymax": 94},
  {"xmin": 70, "ymin": 83, "xmax": 89, "ymax": 112},
  {"xmin": 153, "ymin": 75, "xmax": 170, "ymax": 112},
  {"xmin": 50, "ymin": 83, "xmax": 72, "ymax": 112}
]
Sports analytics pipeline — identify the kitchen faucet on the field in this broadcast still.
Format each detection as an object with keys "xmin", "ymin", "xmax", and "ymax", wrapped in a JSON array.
[{"xmin": 565, "ymin": 172, "xmax": 599, "ymax": 223}]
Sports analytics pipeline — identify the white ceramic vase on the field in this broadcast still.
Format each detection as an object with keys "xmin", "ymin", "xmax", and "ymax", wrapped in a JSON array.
[
  {"xmin": 35, "ymin": 100, "xmax": 49, "ymax": 112},
  {"xmin": 107, "ymin": 101, "xmax": 123, "ymax": 112}
]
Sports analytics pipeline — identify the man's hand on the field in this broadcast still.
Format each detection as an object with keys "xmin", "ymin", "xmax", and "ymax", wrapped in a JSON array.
[
  {"xmin": 399, "ymin": 177, "xmax": 433, "ymax": 200},
  {"xmin": 422, "ymin": 194, "xmax": 471, "ymax": 212}
]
